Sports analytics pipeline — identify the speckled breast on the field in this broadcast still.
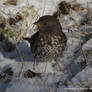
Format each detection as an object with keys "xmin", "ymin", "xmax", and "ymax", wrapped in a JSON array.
[{"xmin": 36, "ymin": 34, "xmax": 67, "ymax": 62}]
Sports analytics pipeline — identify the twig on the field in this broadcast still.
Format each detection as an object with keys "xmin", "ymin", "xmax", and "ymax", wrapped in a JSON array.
[
  {"xmin": 42, "ymin": 0, "xmax": 46, "ymax": 15},
  {"xmin": 0, "ymin": 9, "xmax": 10, "ymax": 18},
  {"xmin": 15, "ymin": 44, "xmax": 24, "ymax": 80}
]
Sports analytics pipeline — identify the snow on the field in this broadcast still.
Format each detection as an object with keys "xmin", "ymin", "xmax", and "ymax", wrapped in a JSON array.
[{"xmin": 0, "ymin": 0, "xmax": 92, "ymax": 92}]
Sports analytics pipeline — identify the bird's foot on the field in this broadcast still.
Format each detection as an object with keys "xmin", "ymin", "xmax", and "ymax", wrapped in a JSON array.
[
  {"xmin": 33, "ymin": 63, "xmax": 36, "ymax": 70},
  {"xmin": 55, "ymin": 60, "xmax": 64, "ymax": 72}
]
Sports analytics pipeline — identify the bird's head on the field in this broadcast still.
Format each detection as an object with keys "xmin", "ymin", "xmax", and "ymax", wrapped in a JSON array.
[{"xmin": 34, "ymin": 15, "xmax": 61, "ymax": 29}]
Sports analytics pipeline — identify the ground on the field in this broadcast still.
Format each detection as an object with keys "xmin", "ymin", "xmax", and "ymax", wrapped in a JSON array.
[{"xmin": 0, "ymin": 0, "xmax": 92, "ymax": 92}]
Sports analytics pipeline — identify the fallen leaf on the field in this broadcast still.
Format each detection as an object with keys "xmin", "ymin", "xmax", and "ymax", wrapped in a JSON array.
[
  {"xmin": 9, "ymin": 18, "xmax": 16, "ymax": 25},
  {"xmin": 4, "ymin": 67, "xmax": 14, "ymax": 76},
  {"xmin": 72, "ymin": 4, "xmax": 84, "ymax": 12},
  {"xmin": 3, "ymin": 0, "xmax": 17, "ymax": 5},
  {"xmin": 24, "ymin": 69, "xmax": 41, "ymax": 78}
]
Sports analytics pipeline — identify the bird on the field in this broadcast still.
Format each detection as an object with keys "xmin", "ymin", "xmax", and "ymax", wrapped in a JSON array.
[{"xmin": 24, "ymin": 15, "xmax": 67, "ymax": 71}]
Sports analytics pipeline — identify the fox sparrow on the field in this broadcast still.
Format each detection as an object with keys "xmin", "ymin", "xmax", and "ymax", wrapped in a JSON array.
[{"xmin": 24, "ymin": 15, "xmax": 67, "ymax": 71}]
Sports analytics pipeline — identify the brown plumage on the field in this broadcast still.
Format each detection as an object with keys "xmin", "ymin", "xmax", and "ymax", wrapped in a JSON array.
[{"xmin": 24, "ymin": 15, "xmax": 67, "ymax": 70}]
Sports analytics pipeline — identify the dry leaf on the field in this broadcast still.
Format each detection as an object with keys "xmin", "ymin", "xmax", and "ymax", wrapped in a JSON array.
[
  {"xmin": 3, "ymin": 0, "xmax": 17, "ymax": 5},
  {"xmin": 0, "ymin": 23, "xmax": 6, "ymax": 29},
  {"xmin": 0, "ymin": 67, "xmax": 14, "ymax": 80},
  {"xmin": 4, "ymin": 67, "xmax": 13, "ymax": 76},
  {"xmin": 9, "ymin": 14, "xmax": 22, "ymax": 25},
  {"xmin": 9, "ymin": 18, "xmax": 16, "ymax": 25},
  {"xmin": 72, "ymin": 4, "xmax": 84, "ymax": 12},
  {"xmin": 24, "ymin": 69, "xmax": 41, "ymax": 78},
  {"xmin": 15, "ymin": 14, "xmax": 23, "ymax": 22}
]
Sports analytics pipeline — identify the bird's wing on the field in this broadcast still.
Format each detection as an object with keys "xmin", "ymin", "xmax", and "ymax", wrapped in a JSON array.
[
  {"xmin": 30, "ymin": 31, "xmax": 42, "ymax": 56},
  {"xmin": 30, "ymin": 31, "xmax": 51, "ymax": 56}
]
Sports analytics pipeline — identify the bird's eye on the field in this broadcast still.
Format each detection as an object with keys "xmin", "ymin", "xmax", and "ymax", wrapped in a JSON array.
[{"xmin": 43, "ymin": 22, "xmax": 48, "ymax": 26}]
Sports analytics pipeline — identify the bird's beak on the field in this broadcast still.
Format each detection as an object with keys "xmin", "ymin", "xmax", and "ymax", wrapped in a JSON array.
[{"xmin": 34, "ymin": 22, "xmax": 41, "ymax": 27}]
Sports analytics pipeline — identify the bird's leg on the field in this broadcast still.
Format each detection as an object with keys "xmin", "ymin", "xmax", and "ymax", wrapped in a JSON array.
[
  {"xmin": 55, "ymin": 60, "xmax": 64, "ymax": 72},
  {"xmin": 33, "ymin": 57, "xmax": 36, "ymax": 70}
]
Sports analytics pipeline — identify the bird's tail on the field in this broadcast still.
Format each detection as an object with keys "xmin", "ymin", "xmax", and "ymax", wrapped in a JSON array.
[{"xmin": 23, "ymin": 37, "xmax": 31, "ymax": 43}]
